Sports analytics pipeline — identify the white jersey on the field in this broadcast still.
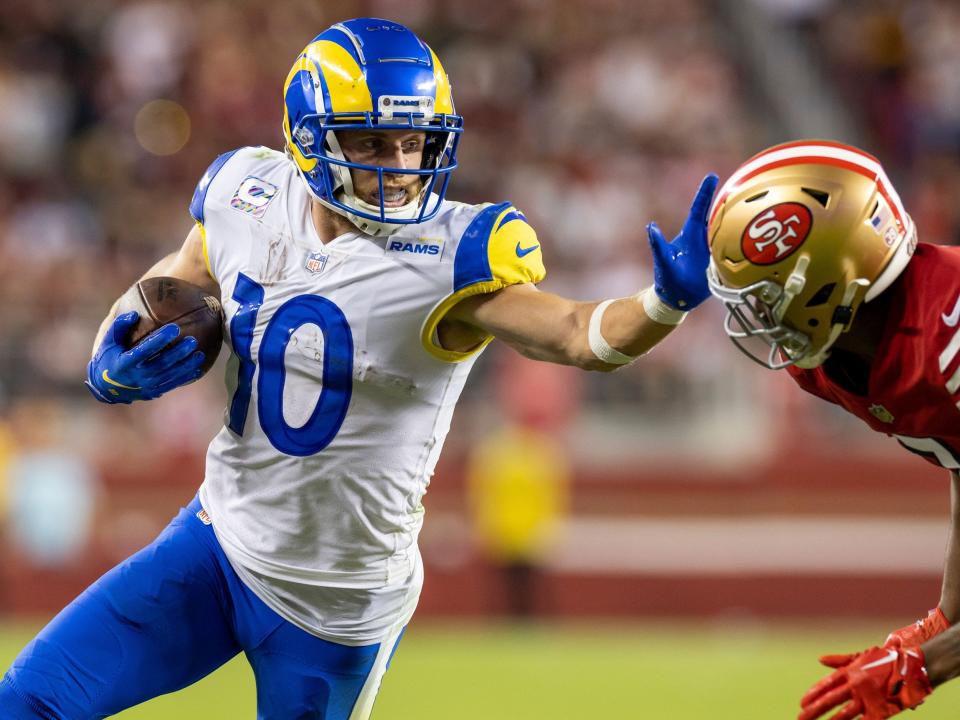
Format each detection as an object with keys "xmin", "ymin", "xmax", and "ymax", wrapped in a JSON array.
[{"xmin": 189, "ymin": 146, "xmax": 545, "ymax": 642}]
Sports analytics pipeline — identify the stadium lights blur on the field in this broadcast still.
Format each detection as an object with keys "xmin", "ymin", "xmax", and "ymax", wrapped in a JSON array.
[{"xmin": 133, "ymin": 99, "xmax": 190, "ymax": 156}]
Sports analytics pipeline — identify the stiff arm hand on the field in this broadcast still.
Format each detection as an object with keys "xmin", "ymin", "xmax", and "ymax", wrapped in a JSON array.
[
  {"xmin": 86, "ymin": 311, "xmax": 204, "ymax": 404},
  {"xmin": 646, "ymin": 173, "xmax": 719, "ymax": 311}
]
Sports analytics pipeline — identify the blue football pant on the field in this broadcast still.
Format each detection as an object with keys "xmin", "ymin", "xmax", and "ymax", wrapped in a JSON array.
[{"xmin": 0, "ymin": 497, "xmax": 405, "ymax": 719}]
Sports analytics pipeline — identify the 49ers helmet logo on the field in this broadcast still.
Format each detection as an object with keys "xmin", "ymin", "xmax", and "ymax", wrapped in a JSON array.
[{"xmin": 741, "ymin": 202, "xmax": 813, "ymax": 265}]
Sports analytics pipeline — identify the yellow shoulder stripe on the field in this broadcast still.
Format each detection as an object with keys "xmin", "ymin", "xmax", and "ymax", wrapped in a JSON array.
[
  {"xmin": 197, "ymin": 222, "xmax": 215, "ymax": 282},
  {"xmin": 420, "ymin": 203, "xmax": 546, "ymax": 363}
]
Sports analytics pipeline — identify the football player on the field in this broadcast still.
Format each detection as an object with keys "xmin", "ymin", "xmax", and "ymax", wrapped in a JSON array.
[
  {"xmin": 707, "ymin": 140, "xmax": 960, "ymax": 719},
  {"xmin": 0, "ymin": 18, "xmax": 719, "ymax": 719}
]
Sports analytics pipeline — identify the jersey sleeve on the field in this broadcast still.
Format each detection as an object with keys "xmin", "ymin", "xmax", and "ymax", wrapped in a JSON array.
[
  {"xmin": 189, "ymin": 149, "xmax": 240, "ymax": 226},
  {"xmin": 420, "ymin": 201, "xmax": 546, "ymax": 362},
  {"xmin": 189, "ymin": 148, "xmax": 241, "ymax": 282}
]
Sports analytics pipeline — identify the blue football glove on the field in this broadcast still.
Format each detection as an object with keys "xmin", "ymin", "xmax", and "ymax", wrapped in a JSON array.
[
  {"xmin": 646, "ymin": 173, "xmax": 719, "ymax": 311},
  {"xmin": 85, "ymin": 311, "xmax": 205, "ymax": 404}
]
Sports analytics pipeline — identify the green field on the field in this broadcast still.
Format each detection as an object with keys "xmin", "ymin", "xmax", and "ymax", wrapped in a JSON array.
[{"xmin": 3, "ymin": 619, "xmax": 959, "ymax": 718}]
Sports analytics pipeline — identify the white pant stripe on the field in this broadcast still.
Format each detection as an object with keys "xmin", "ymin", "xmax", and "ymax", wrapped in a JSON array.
[{"xmin": 348, "ymin": 553, "xmax": 422, "ymax": 720}]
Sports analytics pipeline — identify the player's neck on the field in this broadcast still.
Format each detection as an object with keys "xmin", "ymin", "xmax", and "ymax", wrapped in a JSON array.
[
  {"xmin": 310, "ymin": 200, "xmax": 358, "ymax": 244},
  {"xmin": 831, "ymin": 287, "xmax": 894, "ymax": 362}
]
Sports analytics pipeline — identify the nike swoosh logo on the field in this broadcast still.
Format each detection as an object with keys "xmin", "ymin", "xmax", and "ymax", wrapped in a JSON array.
[
  {"xmin": 944, "ymin": 293, "xmax": 960, "ymax": 327},
  {"xmin": 516, "ymin": 242, "xmax": 540, "ymax": 258},
  {"xmin": 102, "ymin": 370, "xmax": 140, "ymax": 390},
  {"xmin": 860, "ymin": 649, "xmax": 898, "ymax": 671}
]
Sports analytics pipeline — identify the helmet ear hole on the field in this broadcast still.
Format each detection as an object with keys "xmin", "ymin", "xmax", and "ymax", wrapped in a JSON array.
[{"xmin": 808, "ymin": 318, "xmax": 820, "ymax": 327}]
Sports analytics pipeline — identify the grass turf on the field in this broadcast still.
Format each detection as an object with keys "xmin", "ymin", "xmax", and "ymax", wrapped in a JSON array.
[{"xmin": 2, "ymin": 619, "xmax": 959, "ymax": 718}]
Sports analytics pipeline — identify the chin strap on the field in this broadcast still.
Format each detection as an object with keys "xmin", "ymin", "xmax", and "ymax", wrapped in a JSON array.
[
  {"xmin": 321, "ymin": 193, "xmax": 420, "ymax": 237},
  {"xmin": 792, "ymin": 277, "xmax": 870, "ymax": 369},
  {"xmin": 773, "ymin": 256, "xmax": 809, "ymax": 322}
]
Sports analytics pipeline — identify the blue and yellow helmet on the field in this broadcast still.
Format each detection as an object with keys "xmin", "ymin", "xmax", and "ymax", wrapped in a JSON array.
[{"xmin": 282, "ymin": 18, "xmax": 463, "ymax": 236}]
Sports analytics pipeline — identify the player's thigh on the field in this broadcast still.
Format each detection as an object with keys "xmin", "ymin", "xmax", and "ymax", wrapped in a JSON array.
[
  {"xmin": 248, "ymin": 620, "xmax": 406, "ymax": 720},
  {"xmin": 0, "ymin": 502, "xmax": 241, "ymax": 719}
]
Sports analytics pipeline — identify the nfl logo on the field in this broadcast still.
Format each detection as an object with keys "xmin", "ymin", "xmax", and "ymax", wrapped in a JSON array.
[{"xmin": 305, "ymin": 251, "xmax": 329, "ymax": 275}]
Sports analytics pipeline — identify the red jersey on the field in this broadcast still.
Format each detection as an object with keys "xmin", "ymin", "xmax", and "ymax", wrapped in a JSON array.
[{"xmin": 788, "ymin": 242, "xmax": 960, "ymax": 469}]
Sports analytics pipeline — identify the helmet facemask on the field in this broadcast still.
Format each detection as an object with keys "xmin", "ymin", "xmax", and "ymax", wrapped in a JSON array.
[
  {"xmin": 290, "ymin": 111, "xmax": 462, "ymax": 237},
  {"xmin": 709, "ymin": 256, "xmax": 871, "ymax": 370},
  {"xmin": 708, "ymin": 260, "xmax": 812, "ymax": 369}
]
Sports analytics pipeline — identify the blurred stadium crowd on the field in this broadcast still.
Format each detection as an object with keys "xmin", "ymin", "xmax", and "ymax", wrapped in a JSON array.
[{"xmin": 0, "ymin": 0, "xmax": 958, "ymax": 607}]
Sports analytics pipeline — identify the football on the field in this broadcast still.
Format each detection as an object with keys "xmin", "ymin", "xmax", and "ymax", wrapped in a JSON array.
[{"xmin": 117, "ymin": 276, "xmax": 224, "ymax": 375}]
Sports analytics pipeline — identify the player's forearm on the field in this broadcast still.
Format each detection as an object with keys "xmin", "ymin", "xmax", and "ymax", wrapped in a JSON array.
[
  {"xmin": 511, "ymin": 296, "xmax": 676, "ymax": 371},
  {"xmin": 923, "ymin": 623, "xmax": 960, "ymax": 686},
  {"xmin": 599, "ymin": 294, "xmax": 678, "ymax": 357},
  {"xmin": 939, "ymin": 471, "xmax": 960, "ymax": 620},
  {"xmin": 493, "ymin": 299, "xmax": 601, "ymax": 369}
]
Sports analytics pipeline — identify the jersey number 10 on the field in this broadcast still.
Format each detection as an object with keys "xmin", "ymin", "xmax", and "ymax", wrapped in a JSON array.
[{"xmin": 227, "ymin": 273, "xmax": 353, "ymax": 456}]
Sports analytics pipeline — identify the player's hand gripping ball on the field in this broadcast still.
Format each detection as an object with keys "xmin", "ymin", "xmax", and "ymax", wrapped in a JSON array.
[{"xmin": 86, "ymin": 277, "xmax": 223, "ymax": 404}]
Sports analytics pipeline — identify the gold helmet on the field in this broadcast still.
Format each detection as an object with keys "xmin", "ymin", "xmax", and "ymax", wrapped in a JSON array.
[{"xmin": 707, "ymin": 140, "xmax": 917, "ymax": 369}]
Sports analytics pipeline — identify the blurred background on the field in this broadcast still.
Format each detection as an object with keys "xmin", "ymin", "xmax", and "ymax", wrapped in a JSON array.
[{"xmin": 1, "ymin": 0, "xmax": 960, "ymax": 717}]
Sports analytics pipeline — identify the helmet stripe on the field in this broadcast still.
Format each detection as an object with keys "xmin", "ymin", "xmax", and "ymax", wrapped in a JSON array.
[
  {"xmin": 737, "ymin": 142, "xmax": 886, "ymax": 182},
  {"xmin": 710, "ymin": 142, "xmax": 906, "ymax": 229},
  {"xmin": 746, "ymin": 139, "xmax": 881, "ymax": 166},
  {"xmin": 428, "ymin": 46, "xmax": 454, "ymax": 114},
  {"xmin": 305, "ymin": 40, "xmax": 372, "ymax": 114},
  {"xmin": 283, "ymin": 55, "xmax": 323, "ymax": 114},
  {"xmin": 330, "ymin": 23, "xmax": 367, "ymax": 66},
  {"xmin": 307, "ymin": 58, "xmax": 331, "ymax": 115},
  {"xmin": 282, "ymin": 60, "xmax": 320, "ymax": 173}
]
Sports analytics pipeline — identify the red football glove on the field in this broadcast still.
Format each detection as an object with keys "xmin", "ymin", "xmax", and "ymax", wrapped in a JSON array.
[
  {"xmin": 798, "ymin": 645, "xmax": 932, "ymax": 720},
  {"xmin": 886, "ymin": 607, "xmax": 951, "ymax": 648},
  {"xmin": 809, "ymin": 607, "xmax": 951, "ymax": 671}
]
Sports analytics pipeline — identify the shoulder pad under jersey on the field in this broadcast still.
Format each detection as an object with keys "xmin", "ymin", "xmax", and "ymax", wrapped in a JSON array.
[
  {"xmin": 189, "ymin": 146, "xmax": 288, "ymax": 225},
  {"xmin": 420, "ymin": 201, "xmax": 546, "ymax": 362}
]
